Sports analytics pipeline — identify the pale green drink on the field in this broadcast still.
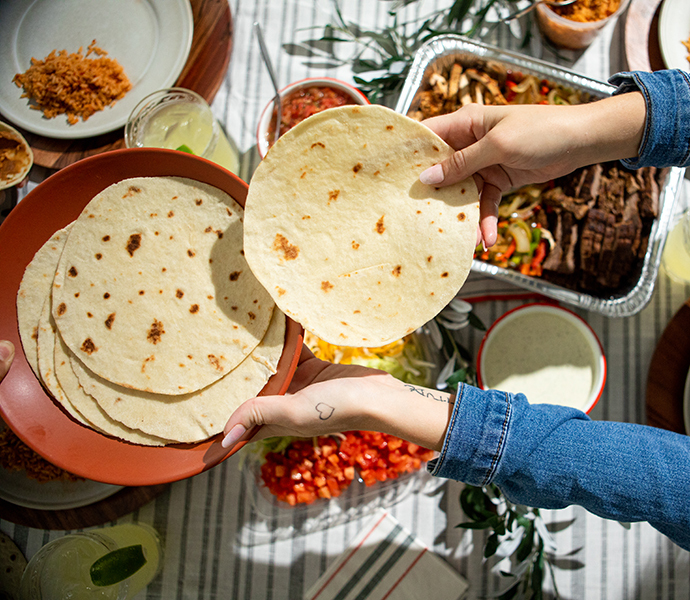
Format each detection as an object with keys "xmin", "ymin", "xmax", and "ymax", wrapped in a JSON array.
[
  {"xmin": 19, "ymin": 533, "xmax": 127, "ymax": 600},
  {"xmin": 125, "ymin": 88, "xmax": 240, "ymax": 175},
  {"xmin": 19, "ymin": 524, "xmax": 162, "ymax": 600}
]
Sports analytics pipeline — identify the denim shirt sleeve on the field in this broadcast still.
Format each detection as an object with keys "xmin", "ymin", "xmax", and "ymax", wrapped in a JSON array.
[
  {"xmin": 608, "ymin": 69, "xmax": 690, "ymax": 169},
  {"xmin": 428, "ymin": 383, "xmax": 690, "ymax": 550}
]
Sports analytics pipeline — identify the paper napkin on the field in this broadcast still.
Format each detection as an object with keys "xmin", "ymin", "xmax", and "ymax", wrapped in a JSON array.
[{"xmin": 304, "ymin": 510, "xmax": 469, "ymax": 600}]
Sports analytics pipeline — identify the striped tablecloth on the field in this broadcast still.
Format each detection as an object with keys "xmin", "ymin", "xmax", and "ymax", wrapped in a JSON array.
[{"xmin": 3, "ymin": 1, "xmax": 690, "ymax": 598}]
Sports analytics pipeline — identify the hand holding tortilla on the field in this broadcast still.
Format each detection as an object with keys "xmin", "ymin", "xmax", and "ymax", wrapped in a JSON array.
[
  {"xmin": 420, "ymin": 91, "xmax": 646, "ymax": 247},
  {"xmin": 222, "ymin": 345, "xmax": 452, "ymax": 452},
  {"xmin": 244, "ymin": 104, "xmax": 480, "ymax": 347}
]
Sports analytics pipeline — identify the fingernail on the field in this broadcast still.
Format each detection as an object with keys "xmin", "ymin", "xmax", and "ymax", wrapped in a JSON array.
[
  {"xmin": 0, "ymin": 341, "xmax": 14, "ymax": 363},
  {"xmin": 482, "ymin": 239, "xmax": 488, "ymax": 253},
  {"xmin": 221, "ymin": 424, "xmax": 247, "ymax": 449},
  {"xmin": 419, "ymin": 163, "xmax": 444, "ymax": 185}
]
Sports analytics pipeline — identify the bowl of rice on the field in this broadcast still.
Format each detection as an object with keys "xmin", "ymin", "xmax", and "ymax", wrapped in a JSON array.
[{"xmin": 536, "ymin": 0, "xmax": 631, "ymax": 50}]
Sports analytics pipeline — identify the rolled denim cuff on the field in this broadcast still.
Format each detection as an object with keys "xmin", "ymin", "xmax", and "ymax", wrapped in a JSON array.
[
  {"xmin": 609, "ymin": 70, "xmax": 690, "ymax": 169},
  {"xmin": 427, "ymin": 384, "xmax": 512, "ymax": 485}
]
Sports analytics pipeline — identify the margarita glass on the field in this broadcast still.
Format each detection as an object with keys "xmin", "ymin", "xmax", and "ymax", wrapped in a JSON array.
[
  {"xmin": 125, "ymin": 88, "xmax": 240, "ymax": 175},
  {"xmin": 662, "ymin": 210, "xmax": 690, "ymax": 283},
  {"xmin": 19, "ymin": 523, "xmax": 162, "ymax": 600}
]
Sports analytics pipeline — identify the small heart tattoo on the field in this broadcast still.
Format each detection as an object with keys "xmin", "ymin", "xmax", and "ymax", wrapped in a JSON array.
[{"xmin": 315, "ymin": 402, "xmax": 335, "ymax": 420}]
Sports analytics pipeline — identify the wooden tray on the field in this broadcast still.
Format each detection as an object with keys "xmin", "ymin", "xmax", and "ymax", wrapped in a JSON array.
[
  {"xmin": 646, "ymin": 298, "xmax": 690, "ymax": 433},
  {"xmin": 0, "ymin": 484, "xmax": 169, "ymax": 530},
  {"xmin": 625, "ymin": 0, "xmax": 666, "ymax": 72},
  {"xmin": 6, "ymin": 0, "xmax": 233, "ymax": 170}
]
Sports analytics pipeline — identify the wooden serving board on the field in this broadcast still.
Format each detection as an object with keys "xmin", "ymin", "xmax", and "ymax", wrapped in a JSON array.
[
  {"xmin": 8, "ymin": 0, "xmax": 233, "ymax": 170},
  {"xmin": 0, "ymin": 484, "xmax": 169, "ymax": 530},
  {"xmin": 625, "ymin": 0, "xmax": 666, "ymax": 72},
  {"xmin": 646, "ymin": 298, "xmax": 690, "ymax": 434}
]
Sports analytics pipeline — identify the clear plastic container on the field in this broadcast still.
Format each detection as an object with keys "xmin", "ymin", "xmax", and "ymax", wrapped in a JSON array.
[
  {"xmin": 237, "ymin": 453, "xmax": 442, "ymax": 545},
  {"xmin": 236, "ymin": 330, "xmax": 444, "ymax": 545},
  {"xmin": 535, "ymin": 0, "xmax": 631, "ymax": 50}
]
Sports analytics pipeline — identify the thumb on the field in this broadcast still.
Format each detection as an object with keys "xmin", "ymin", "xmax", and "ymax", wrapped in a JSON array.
[
  {"xmin": 221, "ymin": 394, "xmax": 287, "ymax": 450},
  {"xmin": 0, "ymin": 341, "xmax": 15, "ymax": 382},
  {"xmin": 419, "ymin": 138, "xmax": 495, "ymax": 188}
]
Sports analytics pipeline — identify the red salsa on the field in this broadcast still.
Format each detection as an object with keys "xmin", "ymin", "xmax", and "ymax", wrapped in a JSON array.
[{"xmin": 267, "ymin": 85, "xmax": 357, "ymax": 147}]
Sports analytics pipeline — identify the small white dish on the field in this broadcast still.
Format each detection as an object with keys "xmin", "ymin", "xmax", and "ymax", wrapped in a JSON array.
[
  {"xmin": 477, "ymin": 303, "xmax": 606, "ymax": 414},
  {"xmin": 658, "ymin": 0, "xmax": 690, "ymax": 71},
  {"xmin": 0, "ymin": 122, "xmax": 33, "ymax": 190},
  {"xmin": 256, "ymin": 77, "xmax": 369, "ymax": 159}
]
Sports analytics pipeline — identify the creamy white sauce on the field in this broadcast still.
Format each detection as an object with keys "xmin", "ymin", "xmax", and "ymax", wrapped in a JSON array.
[{"xmin": 482, "ymin": 312, "xmax": 597, "ymax": 410}]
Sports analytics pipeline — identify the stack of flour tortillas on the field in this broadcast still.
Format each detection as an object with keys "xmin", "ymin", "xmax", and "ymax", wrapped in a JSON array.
[
  {"xmin": 16, "ymin": 177, "xmax": 285, "ymax": 446},
  {"xmin": 244, "ymin": 104, "xmax": 479, "ymax": 347}
]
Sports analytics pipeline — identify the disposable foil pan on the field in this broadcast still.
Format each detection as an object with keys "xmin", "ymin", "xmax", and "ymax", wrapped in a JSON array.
[{"xmin": 395, "ymin": 34, "xmax": 684, "ymax": 318}]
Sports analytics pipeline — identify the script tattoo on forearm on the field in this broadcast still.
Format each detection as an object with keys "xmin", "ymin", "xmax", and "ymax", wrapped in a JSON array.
[
  {"xmin": 403, "ymin": 384, "xmax": 453, "ymax": 404},
  {"xmin": 315, "ymin": 402, "xmax": 335, "ymax": 420}
]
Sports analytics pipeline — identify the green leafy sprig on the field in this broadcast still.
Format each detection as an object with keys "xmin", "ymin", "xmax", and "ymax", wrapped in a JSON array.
[
  {"xmin": 459, "ymin": 484, "xmax": 584, "ymax": 599},
  {"xmin": 283, "ymin": 0, "xmax": 532, "ymax": 105}
]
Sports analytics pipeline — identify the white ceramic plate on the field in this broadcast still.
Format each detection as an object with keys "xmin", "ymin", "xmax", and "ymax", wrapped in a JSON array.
[
  {"xmin": 659, "ymin": 0, "xmax": 690, "ymax": 71},
  {"xmin": 0, "ymin": 422, "xmax": 123, "ymax": 510},
  {"xmin": 0, "ymin": 466, "xmax": 123, "ymax": 510},
  {"xmin": 683, "ymin": 371, "xmax": 690, "ymax": 435},
  {"xmin": 0, "ymin": 0, "xmax": 193, "ymax": 140}
]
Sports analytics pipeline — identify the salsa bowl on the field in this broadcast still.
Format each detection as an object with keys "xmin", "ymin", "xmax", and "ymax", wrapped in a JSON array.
[
  {"xmin": 256, "ymin": 77, "xmax": 369, "ymax": 158},
  {"xmin": 0, "ymin": 121, "xmax": 33, "ymax": 191}
]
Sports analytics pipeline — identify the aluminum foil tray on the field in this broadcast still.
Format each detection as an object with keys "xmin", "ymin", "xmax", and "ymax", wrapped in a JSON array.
[{"xmin": 395, "ymin": 34, "xmax": 684, "ymax": 318}]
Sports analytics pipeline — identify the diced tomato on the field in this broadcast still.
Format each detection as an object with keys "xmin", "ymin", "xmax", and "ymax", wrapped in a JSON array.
[
  {"xmin": 267, "ymin": 86, "xmax": 356, "ymax": 146},
  {"xmin": 260, "ymin": 431, "xmax": 437, "ymax": 503}
]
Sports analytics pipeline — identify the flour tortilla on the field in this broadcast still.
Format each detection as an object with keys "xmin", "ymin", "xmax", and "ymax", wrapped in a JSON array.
[
  {"xmin": 53, "ymin": 332, "xmax": 172, "ymax": 446},
  {"xmin": 68, "ymin": 308, "xmax": 286, "ymax": 443},
  {"xmin": 52, "ymin": 177, "xmax": 274, "ymax": 394},
  {"xmin": 36, "ymin": 298, "xmax": 89, "ymax": 426},
  {"xmin": 244, "ymin": 104, "xmax": 479, "ymax": 347},
  {"xmin": 17, "ymin": 224, "xmax": 72, "ymax": 377}
]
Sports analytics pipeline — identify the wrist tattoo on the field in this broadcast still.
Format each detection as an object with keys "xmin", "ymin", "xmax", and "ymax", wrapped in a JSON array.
[
  {"xmin": 403, "ymin": 383, "xmax": 453, "ymax": 404},
  {"xmin": 315, "ymin": 402, "xmax": 335, "ymax": 420}
]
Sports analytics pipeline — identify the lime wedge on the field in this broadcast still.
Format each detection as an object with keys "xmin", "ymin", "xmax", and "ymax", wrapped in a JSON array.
[
  {"xmin": 90, "ymin": 544, "xmax": 146, "ymax": 587},
  {"xmin": 175, "ymin": 144, "xmax": 195, "ymax": 154}
]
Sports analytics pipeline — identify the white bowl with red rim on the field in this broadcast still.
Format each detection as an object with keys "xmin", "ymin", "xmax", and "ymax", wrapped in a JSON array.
[
  {"xmin": 476, "ymin": 302, "xmax": 606, "ymax": 414},
  {"xmin": 256, "ymin": 77, "xmax": 370, "ymax": 159}
]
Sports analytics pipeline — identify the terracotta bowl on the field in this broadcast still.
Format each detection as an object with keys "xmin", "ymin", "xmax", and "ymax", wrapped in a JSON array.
[{"xmin": 0, "ymin": 148, "xmax": 303, "ymax": 485}]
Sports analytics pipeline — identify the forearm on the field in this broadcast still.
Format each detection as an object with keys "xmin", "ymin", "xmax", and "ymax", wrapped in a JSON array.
[
  {"xmin": 610, "ymin": 69, "xmax": 690, "ymax": 169},
  {"xmin": 364, "ymin": 380, "xmax": 454, "ymax": 452},
  {"xmin": 566, "ymin": 91, "xmax": 645, "ymax": 168}
]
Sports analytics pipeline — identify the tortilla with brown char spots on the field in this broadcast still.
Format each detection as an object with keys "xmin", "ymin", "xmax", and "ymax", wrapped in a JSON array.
[
  {"xmin": 52, "ymin": 176, "xmax": 274, "ymax": 395},
  {"xmin": 243, "ymin": 104, "xmax": 479, "ymax": 347}
]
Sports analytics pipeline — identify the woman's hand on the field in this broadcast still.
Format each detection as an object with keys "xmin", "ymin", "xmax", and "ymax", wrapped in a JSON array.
[
  {"xmin": 420, "ymin": 93, "xmax": 646, "ymax": 247},
  {"xmin": 221, "ymin": 345, "xmax": 454, "ymax": 452},
  {"xmin": 0, "ymin": 341, "xmax": 14, "ymax": 383}
]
